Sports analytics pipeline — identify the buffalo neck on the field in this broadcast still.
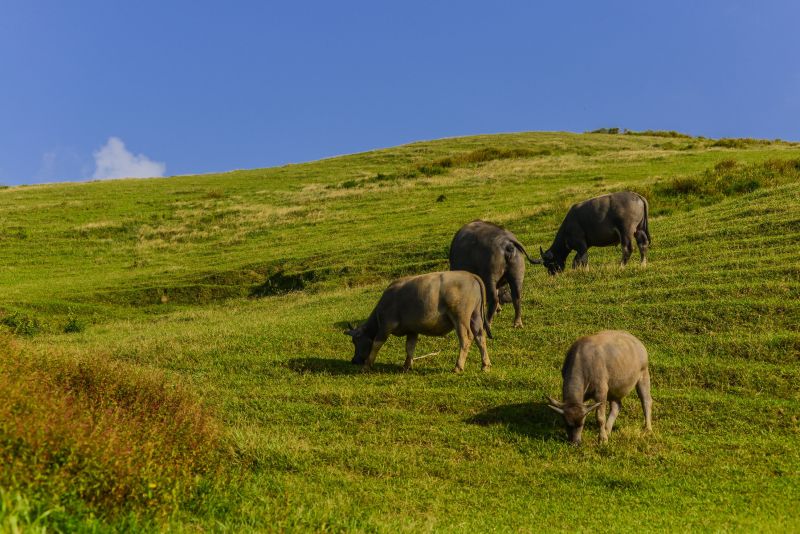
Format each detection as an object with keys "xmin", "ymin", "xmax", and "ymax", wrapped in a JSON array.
[
  {"xmin": 548, "ymin": 227, "xmax": 571, "ymax": 262},
  {"xmin": 360, "ymin": 310, "xmax": 381, "ymax": 339},
  {"xmin": 561, "ymin": 355, "xmax": 587, "ymax": 404}
]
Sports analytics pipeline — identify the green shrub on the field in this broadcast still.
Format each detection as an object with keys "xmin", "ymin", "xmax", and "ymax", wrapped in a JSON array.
[
  {"xmin": 714, "ymin": 158, "xmax": 738, "ymax": 171},
  {"xmin": 711, "ymin": 138, "xmax": 772, "ymax": 148},
  {"xmin": 659, "ymin": 176, "xmax": 704, "ymax": 196},
  {"xmin": 1, "ymin": 312, "xmax": 42, "ymax": 336},
  {"xmin": 654, "ymin": 158, "xmax": 800, "ymax": 202},
  {"xmin": 63, "ymin": 311, "xmax": 85, "ymax": 334},
  {"xmin": 588, "ymin": 127, "xmax": 621, "ymax": 134},
  {"xmin": 625, "ymin": 130, "xmax": 693, "ymax": 138},
  {"xmin": 417, "ymin": 164, "xmax": 448, "ymax": 176}
]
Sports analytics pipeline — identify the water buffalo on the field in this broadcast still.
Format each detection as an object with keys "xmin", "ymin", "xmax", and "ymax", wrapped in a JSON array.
[
  {"xmin": 546, "ymin": 330, "xmax": 653, "ymax": 444},
  {"xmin": 449, "ymin": 220, "xmax": 541, "ymax": 328},
  {"xmin": 344, "ymin": 271, "xmax": 492, "ymax": 373},
  {"xmin": 539, "ymin": 191, "xmax": 650, "ymax": 274}
]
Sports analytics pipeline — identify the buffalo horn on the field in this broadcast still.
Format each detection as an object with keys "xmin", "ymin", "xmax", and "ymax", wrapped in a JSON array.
[{"xmin": 546, "ymin": 395, "xmax": 565, "ymax": 408}]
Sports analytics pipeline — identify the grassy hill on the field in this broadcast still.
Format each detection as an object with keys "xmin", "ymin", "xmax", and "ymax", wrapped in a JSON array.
[{"xmin": 1, "ymin": 131, "xmax": 799, "ymax": 531}]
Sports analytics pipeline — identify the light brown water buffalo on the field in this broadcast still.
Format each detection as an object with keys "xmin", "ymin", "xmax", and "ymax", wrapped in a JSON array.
[
  {"xmin": 344, "ymin": 271, "xmax": 492, "ymax": 373},
  {"xmin": 546, "ymin": 330, "xmax": 653, "ymax": 444},
  {"xmin": 539, "ymin": 191, "xmax": 650, "ymax": 274},
  {"xmin": 449, "ymin": 220, "xmax": 541, "ymax": 328}
]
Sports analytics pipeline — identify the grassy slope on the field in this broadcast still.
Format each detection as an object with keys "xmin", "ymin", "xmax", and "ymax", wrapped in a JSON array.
[{"xmin": 1, "ymin": 132, "xmax": 799, "ymax": 531}]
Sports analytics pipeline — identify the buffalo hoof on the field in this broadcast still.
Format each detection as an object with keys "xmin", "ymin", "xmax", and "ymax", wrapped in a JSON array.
[
  {"xmin": 452, "ymin": 366, "xmax": 464, "ymax": 374},
  {"xmin": 513, "ymin": 321, "xmax": 523, "ymax": 329},
  {"xmin": 481, "ymin": 364, "xmax": 491, "ymax": 372}
]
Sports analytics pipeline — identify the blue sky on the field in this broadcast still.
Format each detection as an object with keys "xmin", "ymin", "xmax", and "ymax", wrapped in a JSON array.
[{"xmin": 1, "ymin": 1, "xmax": 798, "ymax": 185}]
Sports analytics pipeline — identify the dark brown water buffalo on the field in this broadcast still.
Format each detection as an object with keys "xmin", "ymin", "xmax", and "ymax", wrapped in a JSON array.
[
  {"xmin": 546, "ymin": 330, "xmax": 653, "ymax": 444},
  {"xmin": 539, "ymin": 191, "xmax": 650, "ymax": 274},
  {"xmin": 449, "ymin": 220, "xmax": 541, "ymax": 328},
  {"xmin": 344, "ymin": 271, "xmax": 492, "ymax": 373}
]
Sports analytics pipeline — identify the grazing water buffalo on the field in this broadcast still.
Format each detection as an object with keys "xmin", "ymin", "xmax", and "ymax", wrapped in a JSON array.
[
  {"xmin": 449, "ymin": 220, "xmax": 541, "ymax": 328},
  {"xmin": 546, "ymin": 330, "xmax": 653, "ymax": 444},
  {"xmin": 344, "ymin": 271, "xmax": 492, "ymax": 373},
  {"xmin": 539, "ymin": 191, "xmax": 650, "ymax": 274}
]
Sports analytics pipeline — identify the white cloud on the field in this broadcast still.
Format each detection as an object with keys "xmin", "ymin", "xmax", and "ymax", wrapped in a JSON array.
[{"xmin": 92, "ymin": 137, "xmax": 166, "ymax": 180}]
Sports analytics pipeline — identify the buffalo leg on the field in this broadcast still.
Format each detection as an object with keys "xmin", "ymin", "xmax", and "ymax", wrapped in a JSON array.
[
  {"xmin": 403, "ymin": 334, "xmax": 418, "ymax": 371},
  {"xmin": 470, "ymin": 310, "xmax": 491, "ymax": 371},
  {"xmin": 476, "ymin": 332, "xmax": 490, "ymax": 371},
  {"xmin": 595, "ymin": 388, "xmax": 609, "ymax": 443},
  {"xmin": 572, "ymin": 242, "xmax": 589, "ymax": 269},
  {"xmin": 605, "ymin": 399, "xmax": 622, "ymax": 435},
  {"xmin": 453, "ymin": 324, "xmax": 474, "ymax": 373},
  {"xmin": 636, "ymin": 369, "xmax": 653, "ymax": 431},
  {"xmin": 635, "ymin": 230, "xmax": 649, "ymax": 265},
  {"xmin": 509, "ymin": 275, "xmax": 524, "ymax": 328},
  {"xmin": 483, "ymin": 273, "xmax": 499, "ymax": 326},
  {"xmin": 620, "ymin": 232, "xmax": 634, "ymax": 266},
  {"xmin": 364, "ymin": 336, "xmax": 387, "ymax": 370}
]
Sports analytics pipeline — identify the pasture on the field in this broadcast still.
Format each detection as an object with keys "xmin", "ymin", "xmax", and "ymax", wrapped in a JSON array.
[{"xmin": 1, "ymin": 131, "xmax": 799, "ymax": 531}]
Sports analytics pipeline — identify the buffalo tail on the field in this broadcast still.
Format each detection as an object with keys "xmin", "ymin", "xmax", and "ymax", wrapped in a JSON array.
[
  {"xmin": 637, "ymin": 193, "xmax": 651, "ymax": 243},
  {"xmin": 511, "ymin": 240, "xmax": 543, "ymax": 265},
  {"xmin": 476, "ymin": 276, "xmax": 494, "ymax": 340}
]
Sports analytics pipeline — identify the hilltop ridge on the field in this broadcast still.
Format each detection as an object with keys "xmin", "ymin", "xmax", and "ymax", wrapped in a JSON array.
[{"xmin": 1, "ymin": 131, "xmax": 799, "ymax": 531}]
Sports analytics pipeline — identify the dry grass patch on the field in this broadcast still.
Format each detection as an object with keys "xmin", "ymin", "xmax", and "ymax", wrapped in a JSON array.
[{"xmin": 0, "ymin": 334, "xmax": 227, "ymax": 521}]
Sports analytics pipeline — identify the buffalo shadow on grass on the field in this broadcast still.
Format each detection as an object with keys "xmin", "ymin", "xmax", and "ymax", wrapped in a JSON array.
[{"xmin": 466, "ymin": 402, "xmax": 565, "ymax": 442}]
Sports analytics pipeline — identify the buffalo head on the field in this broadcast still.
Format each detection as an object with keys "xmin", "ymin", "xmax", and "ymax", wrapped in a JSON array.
[
  {"xmin": 540, "ymin": 247, "xmax": 564, "ymax": 276},
  {"xmin": 343, "ymin": 323, "xmax": 373, "ymax": 365},
  {"xmin": 546, "ymin": 396, "xmax": 602, "ymax": 445}
]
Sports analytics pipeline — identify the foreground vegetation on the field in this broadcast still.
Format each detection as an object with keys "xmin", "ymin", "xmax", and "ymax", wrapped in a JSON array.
[{"xmin": 1, "ymin": 131, "xmax": 799, "ymax": 531}]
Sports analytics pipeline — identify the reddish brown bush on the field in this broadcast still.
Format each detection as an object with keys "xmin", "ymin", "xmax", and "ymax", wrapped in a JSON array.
[{"xmin": 0, "ymin": 334, "xmax": 224, "ymax": 518}]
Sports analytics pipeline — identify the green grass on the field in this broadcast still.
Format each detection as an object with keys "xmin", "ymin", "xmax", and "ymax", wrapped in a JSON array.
[{"xmin": 1, "ymin": 131, "xmax": 799, "ymax": 531}]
